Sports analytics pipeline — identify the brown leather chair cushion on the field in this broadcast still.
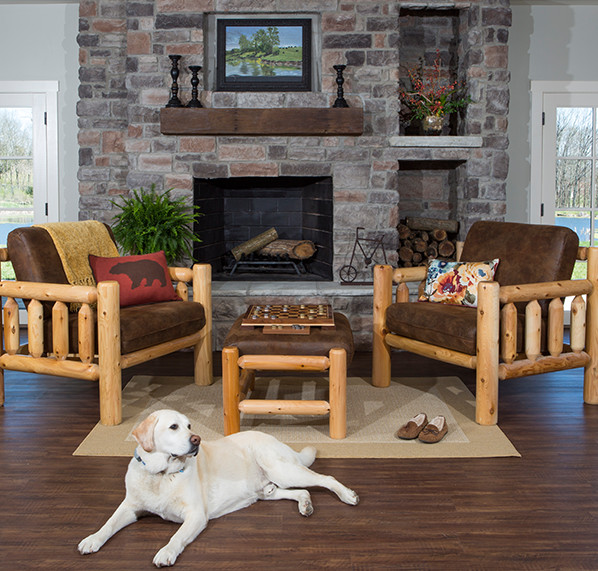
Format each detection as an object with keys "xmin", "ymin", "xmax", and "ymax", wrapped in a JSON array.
[
  {"xmin": 460, "ymin": 221, "xmax": 579, "ymax": 287},
  {"xmin": 8, "ymin": 226, "xmax": 72, "ymax": 284},
  {"xmin": 386, "ymin": 222, "xmax": 575, "ymax": 355},
  {"xmin": 224, "ymin": 312, "xmax": 354, "ymax": 363},
  {"xmin": 43, "ymin": 300, "xmax": 206, "ymax": 355},
  {"xmin": 8, "ymin": 225, "xmax": 206, "ymax": 355},
  {"xmin": 386, "ymin": 302, "xmax": 533, "ymax": 356},
  {"xmin": 386, "ymin": 302, "xmax": 478, "ymax": 355}
]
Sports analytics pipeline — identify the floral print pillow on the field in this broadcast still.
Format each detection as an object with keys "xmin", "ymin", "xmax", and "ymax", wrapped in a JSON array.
[{"xmin": 419, "ymin": 259, "xmax": 500, "ymax": 308}]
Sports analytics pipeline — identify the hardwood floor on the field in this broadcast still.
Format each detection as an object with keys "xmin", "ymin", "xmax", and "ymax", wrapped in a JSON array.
[{"xmin": 2, "ymin": 349, "xmax": 598, "ymax": 570}]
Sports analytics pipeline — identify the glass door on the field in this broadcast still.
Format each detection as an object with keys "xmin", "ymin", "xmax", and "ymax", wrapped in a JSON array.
[{"xmin": 541, "ymin": 93, "xmax": 598, "ymax": 279}]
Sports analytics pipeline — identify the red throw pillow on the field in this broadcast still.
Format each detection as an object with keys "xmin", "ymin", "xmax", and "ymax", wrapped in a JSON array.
[{"xmin": 89, "ymin": 250, "xmax": 180, "ymax": 307}]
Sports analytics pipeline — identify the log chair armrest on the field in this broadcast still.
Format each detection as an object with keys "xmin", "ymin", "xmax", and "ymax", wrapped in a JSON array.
[
  {"xmin": 0, "ymin": 279, "xmax": 98, "ymax": 304},
  {"xmin": 392, "ymin": 266, "xmax": 427, "ymax": 284},
  {"xmin": 498, "ymin": 279, "xmax": 593, "ymax": 304}
]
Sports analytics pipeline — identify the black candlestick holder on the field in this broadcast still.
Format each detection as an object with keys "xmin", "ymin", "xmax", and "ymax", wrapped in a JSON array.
[
  {"xmin": 187, "ymin": 65, "xmax": 203, "ymax": 108},
  {"xmin": 166, "ymin": 55, "xmax": 183, "ymax": 108},
  {"xmin": 332, "ymin": 64, "xmax": 349, "ymax": 108}
]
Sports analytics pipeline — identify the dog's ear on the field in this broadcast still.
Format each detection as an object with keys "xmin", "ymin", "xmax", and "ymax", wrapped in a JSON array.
[{"xmin": 132, "ymin": 412, "xmax": 159, "ymax": 452}]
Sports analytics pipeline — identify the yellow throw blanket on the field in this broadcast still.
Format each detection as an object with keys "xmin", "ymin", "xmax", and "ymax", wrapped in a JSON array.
[{"xmin": 35, "ymin": 221, "xmax": 119, "ymax": 287}]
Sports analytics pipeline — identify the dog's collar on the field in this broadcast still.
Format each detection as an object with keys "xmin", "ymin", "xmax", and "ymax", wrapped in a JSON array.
[{"xmin": 134, "ymin": 449, "xmax": 186, "ymax": 474}]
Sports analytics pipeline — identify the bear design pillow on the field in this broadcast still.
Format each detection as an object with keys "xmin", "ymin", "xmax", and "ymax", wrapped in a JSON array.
[{"xmin": 89, "ymin": 250, "xmax": 180, "ymax": 307}]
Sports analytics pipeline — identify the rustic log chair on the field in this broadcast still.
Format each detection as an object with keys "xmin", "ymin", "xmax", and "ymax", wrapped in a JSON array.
[
  {"xmin": 372, "ymin": 221, "xmax": 598, "ymax": 425},
  {"xmin": 0, "ymin": 224, "xmax": 213, "ymax": 426}
]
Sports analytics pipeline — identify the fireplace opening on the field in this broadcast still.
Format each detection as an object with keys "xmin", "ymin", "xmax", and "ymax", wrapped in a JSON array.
[{"xmin": 193, "ymin": 176, "xmax": 333, "ymax": 281}]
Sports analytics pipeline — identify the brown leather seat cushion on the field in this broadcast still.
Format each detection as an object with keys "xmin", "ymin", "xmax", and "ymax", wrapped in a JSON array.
[
  {"xmin": 224, "ymin": 312, "xmax": 354, "ymax": 363},
  {"xmin": 8, "ymin": 225, "xmax": 206, "ymax": 355},
  {"xmin": 386, "ymin": 222, "xmax": 576, "ymax": 355},
  {"xmin": 43, "ymin": 300, "xmax": 206, "ymax": 355},
  {"xmin": 386, "ymin": 302, "xmax": 478, "ymax": 355}
]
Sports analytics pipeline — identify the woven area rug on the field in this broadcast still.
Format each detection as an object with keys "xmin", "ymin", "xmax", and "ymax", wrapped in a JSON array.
[{"xmin": 74, "ymin": 375, "xmax": 519, "ymax": 459}]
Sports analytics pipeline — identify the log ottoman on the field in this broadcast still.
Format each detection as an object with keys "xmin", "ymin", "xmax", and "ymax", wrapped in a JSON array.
[{"xmin": 221, "ymin": 311, "xmax": 354, "ymax": 439}]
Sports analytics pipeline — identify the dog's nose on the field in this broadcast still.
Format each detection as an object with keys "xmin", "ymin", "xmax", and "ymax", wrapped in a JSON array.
[{"xmin": 190, "ymin": 434, "xmax": 201, "ymax": 446}]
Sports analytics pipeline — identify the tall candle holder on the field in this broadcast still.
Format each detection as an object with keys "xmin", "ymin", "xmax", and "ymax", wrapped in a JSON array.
[
  {"xmin": 166, "ymin": 55, "xmax": 183, "ymax": 108},
  {"xmin": 187, "ymin": 65, "xmax": 203, "ymax": 108},
  {"xmin": 332, "ymin": 64, "xmax": 349, "ymax": 108}
]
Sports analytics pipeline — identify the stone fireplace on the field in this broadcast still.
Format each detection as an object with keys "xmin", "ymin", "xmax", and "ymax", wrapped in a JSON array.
[
  {"xmin": 76, "ymin": 0, "xmax": 511, "ymax": 348},
  {"xmin": 194, "ymin": 175, "xmax": 333, "ymax": 280}
]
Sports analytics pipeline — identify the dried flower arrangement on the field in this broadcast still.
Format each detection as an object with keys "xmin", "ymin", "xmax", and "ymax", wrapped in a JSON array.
[{"xmin": 399, "ymin": 52, "xmax": 472, "ymax": 124}]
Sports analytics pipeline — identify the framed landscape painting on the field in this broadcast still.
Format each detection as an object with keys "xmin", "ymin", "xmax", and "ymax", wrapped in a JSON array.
[{"xmin": 215, "ymin": 18, "xmax": 312, "ymax": 92}]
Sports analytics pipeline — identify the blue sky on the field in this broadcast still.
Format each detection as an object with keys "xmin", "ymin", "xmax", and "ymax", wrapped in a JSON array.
[{"xmin": 225, "ymin": 26, "xmax": 303, "ymax": 50}]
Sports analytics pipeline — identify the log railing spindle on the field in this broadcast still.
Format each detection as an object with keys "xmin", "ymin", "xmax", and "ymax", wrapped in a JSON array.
[
  {"xmin": 570, "ymin": 295, "xmax": 586, "ymax": 353},
  {"xmin": 548, "ymin": 297, "xmax": 564, "ymax": 357},
  {"xmin": 78, "ymin": 303, "xmax": 95, "ymax": 364},
  {"xmin": 27, "ymin": 299, "xmax": 44, "ymax": 358},
  {"xmin": 396, "ymin": 282, "xmax": 409, "ymax": 303},
  {"xmin": 525, "ymin": 299, "xmax": 542, "ymax": 361},
  {"xmin": 3, "ymin": 297, "xmax": 19, "ymax": 355},
  {"xmin": 52, "ymin": 301, "xmax": 69, "ymax": 360},
  {"xmin": 176, "ymin": 281, "xmax": 188, "ymax": 301},
  {"xmin": 500, "ymin": 302, "xmax": 517, "ymax": 364}
]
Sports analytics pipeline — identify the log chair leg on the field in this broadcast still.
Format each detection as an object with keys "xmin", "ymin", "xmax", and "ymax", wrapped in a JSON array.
[
  {"xmin": 328, "ymin": 347, "xmax": 347, "ymax": 439},
  {"xmin": 193, "ymin": 264, "xmax": 213, "ymax": 387},
  {"xmin": 222, "ymin": 346, "xmax": 241, "ymax": 435},
  {"xmin": 97, "ymin": 281, "xmax": 122, "ymax": 426},
  {"xmin": 475, "ymin": 281, "xmax": 500, "ymax": 425},
  {"xmin": 0, "ymin": 368, "xmax": 4, "ymax": 406},
  {"xmin": 193, "ymin": 333, "xmax": 213, "ymax": 387},
  {"xmin": 372, "ymin": 264, "xmax": 393, "ymax": 388},
  {"xmin": 584, "ymin": 247, "xmax": 598, "ymax": 403}
]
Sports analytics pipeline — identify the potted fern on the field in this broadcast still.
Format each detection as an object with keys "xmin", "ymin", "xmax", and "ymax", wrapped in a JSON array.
[{"xmin": 110, "ymin": 185, "xmax": 202, "ymax": 265}]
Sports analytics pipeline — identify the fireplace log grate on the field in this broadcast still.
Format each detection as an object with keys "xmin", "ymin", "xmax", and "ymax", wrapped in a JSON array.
[{"xmin": 226, "ymin": 252, "xmax": 307, "ymax": 276}]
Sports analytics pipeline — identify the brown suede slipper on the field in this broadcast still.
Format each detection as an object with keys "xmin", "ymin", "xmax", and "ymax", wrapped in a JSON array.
[
  {"xmin": 396, "ymin": 413, "xmax": 428, "ymax": 440},
  {"xmin": 418, "ymin": 415, "xmax": 448, "ymax": 443}
]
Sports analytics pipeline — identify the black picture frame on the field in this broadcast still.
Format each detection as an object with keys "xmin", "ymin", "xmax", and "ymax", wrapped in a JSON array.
[{"xmin": 215, "ymin": 18, "xmax": 312, "ymax": 92}]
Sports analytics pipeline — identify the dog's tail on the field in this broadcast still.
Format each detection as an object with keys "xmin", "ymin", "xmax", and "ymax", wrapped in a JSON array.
[{"xmin": 298, "ymin": 446, "xmax": 317, "ymax": 467}]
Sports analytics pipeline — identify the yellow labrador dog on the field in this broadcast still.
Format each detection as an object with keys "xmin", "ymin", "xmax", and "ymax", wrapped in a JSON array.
[{"xmin": 78, "ymin": 409, "xmax": 359, "ymax": 567}]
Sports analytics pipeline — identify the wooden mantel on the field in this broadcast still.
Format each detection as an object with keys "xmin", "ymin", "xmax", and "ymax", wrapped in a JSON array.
[{"xmin": 159, "ymin": 107, "xmax": 364, "ymax": 136}]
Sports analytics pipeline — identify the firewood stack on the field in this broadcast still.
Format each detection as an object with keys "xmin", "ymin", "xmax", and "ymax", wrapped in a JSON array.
[{"xmin": 397, "ymin": 217, "xmax": 459, "ymax": 267}]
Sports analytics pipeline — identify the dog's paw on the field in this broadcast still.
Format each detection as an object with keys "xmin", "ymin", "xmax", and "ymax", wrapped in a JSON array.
[
  {"xmin": 78, "ymin": 534, "xmax": 104, "ymax": 555},
  {"xmin": 341, "ymin": 488, "xmax": 360, "ymax": 506},
  {"xmin": 298, "ymin": 492, "xmax": 314, "ymax": 517},
  {"xmin": 153, "ymin": 546, "xmax": 179, "ymax": 567}
]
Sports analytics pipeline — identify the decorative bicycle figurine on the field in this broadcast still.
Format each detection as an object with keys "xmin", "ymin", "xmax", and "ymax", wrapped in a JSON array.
[{"xmin": 339, "ymin": 227, "xmax": 388, "ymax": 283}]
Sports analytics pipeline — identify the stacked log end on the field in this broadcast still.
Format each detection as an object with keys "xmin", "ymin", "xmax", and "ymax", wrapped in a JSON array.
[{"xmin": 397, "ymin": 217, "xmax": 459, "ymax": 267}]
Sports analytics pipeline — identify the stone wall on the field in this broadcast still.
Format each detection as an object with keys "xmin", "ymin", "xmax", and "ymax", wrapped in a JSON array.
[{"xmin": 77, "ymin": 0, "xmax": 512, "ymax": 281}]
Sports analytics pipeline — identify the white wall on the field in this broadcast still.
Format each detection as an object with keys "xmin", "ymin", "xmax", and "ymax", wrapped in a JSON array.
[
  {"xmin": 0, "ymin": 2, "xmax": 80, "ymax": 222},
  {"xmin": 507, "ymin": 5, "xmax": 598, "ymax": 222},
  {"xmin": 3, "ymin": 3, "xmax": 598, "ymax": 227}
]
